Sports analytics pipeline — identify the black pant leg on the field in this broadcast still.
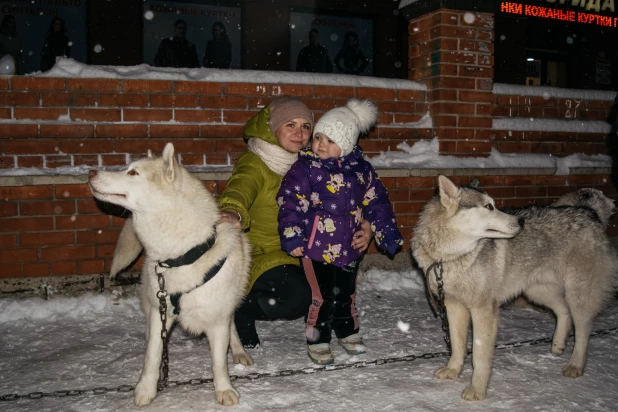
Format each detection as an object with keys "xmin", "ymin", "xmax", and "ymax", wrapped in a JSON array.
[
  {"xmin": 237, "ymin": 264, "xmax": 311, "ymax": 321},
  {"xmin": 301, "ymin": 258, "xmax": 338, "ymax": 345},
  {"xmin": 332, "ymin": 262, "xmax": 360, "ymax": 340}
]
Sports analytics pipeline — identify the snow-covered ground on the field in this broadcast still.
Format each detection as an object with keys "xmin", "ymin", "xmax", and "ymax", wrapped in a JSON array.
[{"xmin": 1, "ymin": 266, "xmax": 617, "ymax": 412}]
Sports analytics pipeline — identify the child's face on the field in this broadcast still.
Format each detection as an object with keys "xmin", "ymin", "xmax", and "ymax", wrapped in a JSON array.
[{"xmin": 312, "ymin": 133, "xmax": 342, "ymax": 160}]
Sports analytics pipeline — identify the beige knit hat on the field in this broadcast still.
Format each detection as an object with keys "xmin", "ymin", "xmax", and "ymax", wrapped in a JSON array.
[{"xmin": 268, "ymin": 96, "xmax": 313, "ymax": 134}]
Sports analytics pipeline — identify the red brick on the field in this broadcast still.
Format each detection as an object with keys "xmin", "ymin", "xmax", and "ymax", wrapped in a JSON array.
[
  {"xmin": 16, "ymin": 156, "xmax": 44, "ymax": 168},
  {"xmin": 222, "ymin": 110, "xmax": 254, "ymax": 123},
  {"xmin": 76, "ymin": 229, "xmax": 121, "ymax": 244},
  {"xmin": 70, "ymin": 109, "xmax": 121, "ymax": 122},
  {"xmin": 150, "ymin": 124, "xmax": 199, "ymax": 138},
  {"xmin": 305, "ymin": 99, "xmax": 341, "ymax": 111},
  {"xmin": 97, "ymin": 244, "xmax": 116, "ymax": 258},
  {"xmin": 61, "ymin": 140, "xmax": 114, "ymax": 154},
  {"xmin": 150, "ymin": 94, "xmax": 199, "ymax": 108},
  {"xmin": 456, "ymin": 141, "xmax": 492, "ymax": 153},
  {"xmin": 200, "ymin": 125, "xmax": 243, "ymax": 138},
  {"xmin": 79, "ymin": 260, "xmax": 105, "ymax": 274},
  {"xmin": 215, "ymin": 140, "xmax": 246, "ymax": 152},
  {"xmin": 458, "ymin": 116, "xmax": 492, "ymax": 128},
  {"xmin": 55, "ymin": 184, "xmax": 95, "ymax": 199},
  {"xmin": 0, "ymin": 202, "xmax": 17, "ymax": 216},
  {"xmin": 162, "ymin": 140, "xmax": 215, "ymax": 153},
  {"xmin": 0, "ymin": 91, "xmax": 39, "ymax": 106},
  {"xmin": 77, "ymin": 199, "xmax": 103, "ymax": 214},
  {"xmin": 180, "ymin": 153, "xmax": 205, "ymax": 165},
  {"xmin": 224, "ymin": 82, "xmax": 269, "ymax": 95},
  {"xmin": 98, "ymin": 93, "xmax": 149, "ymax": 107},
  {"xmin": 116, "ymin": 141, "xmax": 168, "ymax": 154},
  {"xmin": 51, "ymin": 261, "xmax": 78, "ymax": 276},
  {"xmin": 0, "ymin": 233, "xmax": 16, "ymax": 248},
  {"xmin": 20, "ymin": 232, "xmax": 75, "ymax": 247},
  {"xmin": 101, "ymin": 154, "xmax": 127, "ymax": 166},
  {"xmin": 45, "ymin": 155, "xmax": 72, "ymax": 168},
  {"xmin": 0, "ymin": 249, "xmax": 38, "ymax": 263},
  {"xmin": 41, "ymin": 92, "xmax": 96, "ymax": 107},
  {"xmin": 0, "ymin": 217, "xmax": 54, "ymax": 232},
  {"xmin": 0, "ymin": 124, "xmax": 38, "ymax": 138},
  {"xmin": 96, "ymin": 124, "xmax": 148, "ymax": 138},
  {"xmin": 314, "ymin": 86, "xmax": 355, "ymax": 98},
  {"xmin": 200, "ymin": 95, "xmax": 247, "ymax": 109},
  {"xmin": 20, "ymin": 200, "xmax": 75, "ymax": 215},
  {"xmin": 124, "ymin": 109, "xmax": 173, "ymax": 122},
  {"xmin": 0, "ymin": 78, "xmax": 9, "ymax": 90},
  {"xmin": 504, "ymin": 176, "xmax": 536, "ymax": 186},
  {"xmin": 68, "ymin": 79, "xmax": 120, "ymax": 92},
  {"xmin": 394, "ymin": 177, "xmax": 434, "ymax": 189},
  {"xmin": 0, "ymin": 108, "xmax": 11, "ymax": 118},
  {"xmin": 41, "ymin": 245, "xmax": 96, "ymax": 261},
  {"xmin": 175, "ymin": 81, "xmax": 221, "ymax": 94},
  {"xmin": 13, "ymin": 108, "xmax": 67, "ymax": 120},
  {"xmin": 122, "ymin": 80, "xmax": 172, "ymax": 93},
  {"xmin": 274, "ymin": 85, "xmax": 314, "ymax": 97},
  {"xmin": 40, "ymin": 124, "xmax": 94, "ymax": 138},
  {"xmin": 516, "ymin": 186, "xmax": 548, "ymax": 198},
  {"xmin": 205, "ymin": 153, "xmax": 230, "ymax": 165},
  {"xmin": 0, "ymin": 263, "xmax": 21, "ymax": 278},
  {"xmin": 5, "ymin": 140, "xmax": 59, "ymax": 154},
  {"xmin": 12, "ymin": 77, "xmax": 65, "ymax": 91},
  {"xmin": 174, "ymin": 109, "xmax": 220, "ymax": 122}
]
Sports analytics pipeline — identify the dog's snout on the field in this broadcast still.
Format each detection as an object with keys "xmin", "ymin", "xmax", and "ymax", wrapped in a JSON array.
[
  {"xmin": 517, "ymin": 218, "xmax": 525, "ymax": 228},
  {"xmin": 88, "ymin": 170, "xmax": 97, "ymax": 179}
]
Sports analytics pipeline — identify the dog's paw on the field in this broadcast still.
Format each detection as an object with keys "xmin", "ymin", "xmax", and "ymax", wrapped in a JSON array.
[
  {"xmin": 234, "ymin": 351, "xmax": 254, "ymax": 366},
  {"xmin": 551, "ymin": 344, "xmax": 565, "ymax": 356},
  {"xmin": 216, "ymin": 388, "xmax": 239, "ymax": 406},
  {"xmin": 434, "ymin": 366, "xmax": 460, "ymax": 380},
  {"xmin": 462, "ymin": 385, "xmax": 486, "ymax": 401},
  {"xmin": 562, "ymin": 364, "xmax": 584, "ymax": 378},
  {"xmin": 134, "ymin": 380, "xmax": 157, "ymax": 406}
]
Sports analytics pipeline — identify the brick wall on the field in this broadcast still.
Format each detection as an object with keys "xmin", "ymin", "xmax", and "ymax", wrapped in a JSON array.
[
  {"xmin": 492, "ymin": 86, "xmax": 615, "ymax": 155},
  {"xmin": 0, "ymin": 77, "xmax": 428, "ymax": 171},
  {"xmin": 1, "ymin": 170, "xmax": 615, "ymax": 282}
]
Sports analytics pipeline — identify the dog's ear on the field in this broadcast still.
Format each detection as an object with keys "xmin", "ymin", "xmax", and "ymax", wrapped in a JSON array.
[
  {"xmin": 469, "ymin": 178, "xmax": 480, "ymax": 188},
  {"xmin": 162, "ymin": 143, "xmax": 178, "ymax": 182},
  {"xmin": 438, "ymin": 175, "xmax": 460, "ymax": 209}
]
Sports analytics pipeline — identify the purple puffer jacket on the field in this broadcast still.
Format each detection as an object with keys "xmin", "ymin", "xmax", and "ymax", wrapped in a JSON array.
[{"xmin": 277, "ymin": 145, "xmax": 404, "ymax": 268}]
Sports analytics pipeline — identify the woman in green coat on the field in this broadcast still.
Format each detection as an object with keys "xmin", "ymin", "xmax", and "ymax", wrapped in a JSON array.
[{"xmin": 219, "ymin": 97, "xmax": 371, "ymax": 348}]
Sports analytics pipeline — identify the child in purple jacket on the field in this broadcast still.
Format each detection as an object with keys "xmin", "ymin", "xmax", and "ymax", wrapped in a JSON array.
[{"xmin": 277, "ymin": 99, "xmax": 403, "ymax": 365}]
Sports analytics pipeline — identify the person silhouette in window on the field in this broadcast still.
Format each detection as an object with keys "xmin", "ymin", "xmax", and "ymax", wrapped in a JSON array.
[
  {"xmin": 203, "ymin": 21, "xmax": 232, "ymax": 69},
  {"xmin": 40, "ymin": 17, "xmax": 71, "ymax": 72},
  {"xmin": 334, "ymin": 31, "xmax": 368, "ymax": 75},
  {"xmin": 0, "ymin": 15, "xmax": 24, "ymax": 75},
  {"xmin": 296, "ymin": 29, "xmax": 333, "ymax": 73},
  {"xmin": 154, "ymin": 19, "xmax": 199, "ymax": 68}
]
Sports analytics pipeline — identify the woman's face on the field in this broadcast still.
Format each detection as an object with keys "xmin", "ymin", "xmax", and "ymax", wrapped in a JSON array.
[
  {"xmin": 53, "ymin": 20, "xmax": 62, "ymax": 32},
  {"xmin": 275, "ymin": 118, "xmax": 312, "ymax": 153}
]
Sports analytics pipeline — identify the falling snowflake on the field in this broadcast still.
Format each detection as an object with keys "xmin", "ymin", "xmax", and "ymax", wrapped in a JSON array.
[
  {"xmin": 93, "ymin": 44, "xmax": 103, "ymax": 53},
  {"xmin": 144, "ymin": 10, "xmax": 154, "ymax": 20}
]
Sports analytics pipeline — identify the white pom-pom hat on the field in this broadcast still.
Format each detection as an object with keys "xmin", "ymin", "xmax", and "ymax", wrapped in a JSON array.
[{"xmin": 313, "ymin": 99, "xmax": 378, "ymax": 157}]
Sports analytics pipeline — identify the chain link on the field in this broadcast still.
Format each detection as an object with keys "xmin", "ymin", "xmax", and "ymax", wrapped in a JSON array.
[
  {"xmin": 430, "ymin": 262, "xmax": 451, "ymax": 355},
  {"xmin": 3, "ymin": 327, "xmax": 616, "ymax": 402},
  {"xmin": 155, "ymin": 262, "xmax": 170, "ymax": 392}
]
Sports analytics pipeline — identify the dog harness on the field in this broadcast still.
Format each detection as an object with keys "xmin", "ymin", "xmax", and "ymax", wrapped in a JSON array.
[{"xmin": 157, "ymin": 229, "xmax": 227, "ymax": 315}]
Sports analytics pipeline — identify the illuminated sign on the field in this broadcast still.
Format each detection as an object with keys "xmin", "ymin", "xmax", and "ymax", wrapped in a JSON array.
[{"xmin": 500, "ymin": 2, "xmax": 618, "ymax": 27}]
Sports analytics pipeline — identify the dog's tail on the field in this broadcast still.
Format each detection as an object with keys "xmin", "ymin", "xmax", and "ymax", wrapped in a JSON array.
[{"xmin": 110, "ymin": 217, "xmax": 143, "ymax": 279}]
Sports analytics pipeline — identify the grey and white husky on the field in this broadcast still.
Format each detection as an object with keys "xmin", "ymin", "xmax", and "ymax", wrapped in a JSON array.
[
  {"xmin": 411, "ymin": 175, "xmax": 616, "ymax": 401},
  {"xmin": 89, "ymin": 143, "xmax": 253, "ymax": 406}
]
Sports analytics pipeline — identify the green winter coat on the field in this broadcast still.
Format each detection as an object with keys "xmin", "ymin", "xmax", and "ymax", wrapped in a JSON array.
[{"xmin": 218, "ymin": 104, "xmax": 298, "ymax": 290}]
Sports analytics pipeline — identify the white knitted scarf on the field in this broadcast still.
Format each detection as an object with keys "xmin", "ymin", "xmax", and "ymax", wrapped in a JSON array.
[{"xmin": 247, "ymin": 137, "xmax": 298, "ymax": 176}]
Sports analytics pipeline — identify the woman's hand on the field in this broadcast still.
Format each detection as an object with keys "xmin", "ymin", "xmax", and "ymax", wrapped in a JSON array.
[
  {"xmin": 352, "ymin": 218, "xmax": 373, "ymax": 252},
  {"xmin": 290, "ymin": 247, "xmax": 304, "ymax": 257},
  {"xmin": 219, "ymin": 210, "xmax": 242, "ymax": 229}
]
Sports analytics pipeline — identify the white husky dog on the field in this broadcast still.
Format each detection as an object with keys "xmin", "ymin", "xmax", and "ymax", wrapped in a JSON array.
[
  {"xmin": 88, "ymin": 143, "xmax": 252, "ymax": 406},
  {"xmin": 411, "ymin": 175, "xmax": 616, "ymax": 401}
]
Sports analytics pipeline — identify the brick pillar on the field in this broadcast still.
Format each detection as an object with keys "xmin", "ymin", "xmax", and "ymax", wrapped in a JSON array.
[{"xmin": 408, "ymin": 9, "xmax": 495, "ymax": 155}]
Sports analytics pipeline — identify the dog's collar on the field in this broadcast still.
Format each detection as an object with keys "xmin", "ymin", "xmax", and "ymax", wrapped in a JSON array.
[{"xmin": 160, "ymin": 229, "xmax": 217, "ymax": 269}]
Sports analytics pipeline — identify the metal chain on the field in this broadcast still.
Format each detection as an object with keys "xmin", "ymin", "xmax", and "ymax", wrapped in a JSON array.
[
  {"xmin": 431, "ymin": 262, "xmax": 451, "ymax": 355},
  {"xmin": 155, "ymin": 262, "xmax": 170, "ymax": 392},
  {"xmin": 2, "ymin": 327, "xmax": 616, "ymax": 402}
]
